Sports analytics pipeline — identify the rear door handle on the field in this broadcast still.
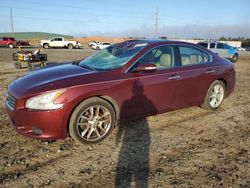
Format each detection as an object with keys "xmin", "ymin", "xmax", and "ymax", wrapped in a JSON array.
[
  {"xmin": 168, "ymin": 75, "xmax": 181, "ymax": 80},
  {"xmin": 205, "ymin": 69, "xmax": 216, "ymax": 74}
]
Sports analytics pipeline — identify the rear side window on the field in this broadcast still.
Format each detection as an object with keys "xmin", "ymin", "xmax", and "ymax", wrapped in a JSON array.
[
  {"xmin": 179, "ymin": 46, "xmax": 210, "ymax": 66},
  {"xmin": 198, "ymin": 43, "xmax": 208, "ymax": 48},
  {"xmin": 210, "ymin": 43, "xmax": 215, "ymax": 48}
]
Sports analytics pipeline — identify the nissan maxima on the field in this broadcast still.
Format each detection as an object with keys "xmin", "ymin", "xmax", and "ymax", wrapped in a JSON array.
[{"xmin": 5, "ymin": 40, "xmax": 235, "ymax": 144}]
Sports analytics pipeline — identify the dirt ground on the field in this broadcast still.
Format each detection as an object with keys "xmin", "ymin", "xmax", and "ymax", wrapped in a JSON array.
[{"xmin": 0, "ymin": 47, "xmax": 249, "ymax": 188}]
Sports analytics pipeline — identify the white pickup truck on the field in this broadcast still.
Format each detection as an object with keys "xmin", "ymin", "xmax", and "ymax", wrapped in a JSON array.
[{"xmin": 40, "ymin": 37, "xmax": 81, "ymax": 49}]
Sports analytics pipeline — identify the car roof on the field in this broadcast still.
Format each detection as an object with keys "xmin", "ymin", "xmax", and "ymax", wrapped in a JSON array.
[{"xmin": 122, "ymin": 39, "xmax": 199, "ymax": 46}]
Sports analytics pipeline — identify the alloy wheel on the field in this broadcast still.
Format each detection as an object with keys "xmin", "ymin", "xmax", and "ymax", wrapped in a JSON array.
[
  {"xmin": 209, "ymin": 84, "xmax": 224, "ymax": 108},
  {"xmin": 76, "ymin": 105, "xmax": 112, "ymax": 142}
]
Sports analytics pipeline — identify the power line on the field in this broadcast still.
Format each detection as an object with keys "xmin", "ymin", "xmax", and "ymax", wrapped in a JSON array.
[{"xmin": 9, "ymin": 0, "xmax": 147, "ymax": 16}]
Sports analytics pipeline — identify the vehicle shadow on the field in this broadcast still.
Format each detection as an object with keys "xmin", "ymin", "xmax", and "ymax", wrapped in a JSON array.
[{"xmin": 115, "ymin": 81, "xmax": 156, "ymax": 188}]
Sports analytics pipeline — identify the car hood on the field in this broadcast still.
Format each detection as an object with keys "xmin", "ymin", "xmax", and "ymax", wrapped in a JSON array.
[{"xmin": 9, "ymin": 63, "xmax": 97, "ymax": 97}]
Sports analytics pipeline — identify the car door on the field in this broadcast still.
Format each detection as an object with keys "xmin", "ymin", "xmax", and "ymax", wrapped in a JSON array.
[
  {"xmin": 123, "ymin": 45, "xmax": 185, "ymax": 119},
  {"xmin": 176, "ymin": 45, "xmax": 219, "ymax": 107},
  {"xmin": 216, "ymin": 43, "xmax": 229, "ymax": 58},
  {"xmin": 55, "ymin": 38, "xmax": 64, "ymax": 47},
  {"xmin": 49, "ymin": 38, "xmax": 56, "ymax": 47}
]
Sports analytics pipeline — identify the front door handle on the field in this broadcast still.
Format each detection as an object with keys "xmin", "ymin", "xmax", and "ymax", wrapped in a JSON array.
[
  {"xmin": 205, "ymin": 69, "xmax": 216, "ymax": 74},
  {"xmin": 168, "ymin": 75, "xmax": 181, "ymax": 80}
]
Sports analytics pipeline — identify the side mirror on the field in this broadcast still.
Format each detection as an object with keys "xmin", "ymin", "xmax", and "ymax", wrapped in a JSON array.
[{"xmin": 136, "ymin": 63, "xmax": 157, "ymax": 72}]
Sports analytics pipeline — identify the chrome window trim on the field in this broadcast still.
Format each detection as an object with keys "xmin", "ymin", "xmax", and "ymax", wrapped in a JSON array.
[
  {"xmin": 178, "ymin": 44, "xmax": 214, "ymax": 67},
  {"xmin": 125, "ymin": 43, "xmax": 213, "ymax": 73}
]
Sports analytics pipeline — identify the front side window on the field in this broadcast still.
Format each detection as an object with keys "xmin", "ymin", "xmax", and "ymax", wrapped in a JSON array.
[
  {"xmin": 79, "ymin": 41, "xmax": 147, "ymax": 70},
  {"xmin": 136, "ymin": 46, "xmax": 175, "ymax": 70},
  {"xmin": 179, "ymin": 46, "xmax": 210, "ymax": 66},
  {"xmin": 217, "ymin": 43, "xmax": 224, "ymax": 49}
]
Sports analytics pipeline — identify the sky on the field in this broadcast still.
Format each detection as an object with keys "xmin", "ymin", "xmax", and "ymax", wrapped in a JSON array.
[{"xmin": 0, "ymin": 0, "xmax": 250, "ymax": 39}]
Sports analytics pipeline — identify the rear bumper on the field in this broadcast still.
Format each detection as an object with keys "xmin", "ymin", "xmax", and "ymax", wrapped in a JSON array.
[{"xmin": 5, "ymin": 103, "xmax": 68, "ymax": 140}]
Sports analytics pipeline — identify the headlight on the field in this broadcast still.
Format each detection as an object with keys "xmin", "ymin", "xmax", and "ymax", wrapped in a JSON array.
[{"xmin": 25, "ymin": 89, "xmax": 65, "ymax": 110}]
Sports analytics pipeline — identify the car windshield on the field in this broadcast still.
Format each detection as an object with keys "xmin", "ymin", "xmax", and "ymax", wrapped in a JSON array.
[{"xmin": 79, "ymin": 41, "xmax": 147, "ymax": 70}]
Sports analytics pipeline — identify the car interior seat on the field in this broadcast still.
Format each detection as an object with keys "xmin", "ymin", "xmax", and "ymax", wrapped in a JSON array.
[{"xmin": 156, "ymin": 53, "xmax": 171, "ymax": 69}]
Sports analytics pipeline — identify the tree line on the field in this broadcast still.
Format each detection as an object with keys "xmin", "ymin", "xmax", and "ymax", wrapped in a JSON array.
[{"xmin": 219, "ymin": 37, "xmax": 250, "ymax": 47}]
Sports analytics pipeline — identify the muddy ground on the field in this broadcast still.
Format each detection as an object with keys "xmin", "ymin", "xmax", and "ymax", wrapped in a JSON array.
[{"xmin": 0, "ymin": 47, "xmax": 249, "ymax": 188}]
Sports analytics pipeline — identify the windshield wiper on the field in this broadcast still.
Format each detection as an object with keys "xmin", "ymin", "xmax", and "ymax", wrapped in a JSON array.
[
  {"xmin": 72, "ymin": 61, "xmax": 96, "ymax": 71},
  {"xmin": 78, "ymin": 64, "xmax": 97, "ymax": 71}
]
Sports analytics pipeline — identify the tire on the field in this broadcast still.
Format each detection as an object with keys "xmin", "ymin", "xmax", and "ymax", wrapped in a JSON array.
[
  {"xmin": 68, "ymin": 44, "xmax": 73, "ymax": 49},
  {"xmin": 69, "ymin": 97, "xmax": 116, "ymax": 144},
  {"xmin": 14, "ymin": 62, "xmax": 21, "ymax": 69},
  {"xmin": 231, "ymin": 54, "xmax": 238, "ymax": 63},
  {"xmin": 8, "ymin": 43, "xmax": 14, "ymax": 48},
  {"xmin": 96, "ymin": 46, "xmax": 100, "ymax": 50},
  {"xmin": 202, "ymin": 80, "xmax": 226, "ymax": 110},
  {"xmin": 28, "ymin": 63, "xmax": 35, "ymax": 71},
  {"xmin": 40, "ymin": 62, "xmax": 47, "ymax": 67},
  {"xmin": 43, "ymin": 43, "xmax": 49, "ymax": 49}
]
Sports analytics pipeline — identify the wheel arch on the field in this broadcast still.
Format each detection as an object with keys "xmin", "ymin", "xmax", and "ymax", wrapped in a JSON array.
[
  {"xmin": 66, "ymin": 95, "xmax": 120, "ymax": 134},
  {"xmin": 217, "ymin": 78, "xmax": 228, "ymax": 96}
]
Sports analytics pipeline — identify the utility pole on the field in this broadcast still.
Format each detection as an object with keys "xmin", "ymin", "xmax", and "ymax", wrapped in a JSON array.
[
  {"xmin": 215, "ymin": 28, "xmax": 218, "ymax": 40},
  {"xmin": 155, "ymin": 8, "xmax": 158, "ymax": 36},
  {"xmin": 10, "ymin": 8, "xmax": 14, "ymax": 37}
]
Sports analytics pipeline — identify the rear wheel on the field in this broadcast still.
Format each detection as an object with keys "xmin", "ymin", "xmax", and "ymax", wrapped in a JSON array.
[
  {"xmin": 96, "ymin": 46, "xmax": 100, "ymax": 50},
  {"xmin": 8, "ymin": 43, "xmax": 14, "ymax": 48},
  {"xmin": 69, "ymin": 97, "xmax": 116, "ymax": 144},
  {"xmin": 43, "ymin": 43, "xmax": 49, "ymax": 49},
  {"xmin": 68, "ymin": 44, "xmax": 73, "ymax": 49},
  {"xmin": 231, "ymin": 54, "xmax": 238, "ymax": 63},
  {"xmin": 28, "ymin": 63, "xmax": 35, "ymax": 71},
  {"xmin": 202, "ymin": 80, "xmax": 226, "ymax": 110}
]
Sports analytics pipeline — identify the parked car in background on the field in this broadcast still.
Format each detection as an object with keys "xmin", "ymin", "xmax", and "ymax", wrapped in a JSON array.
[
  {"xmin": 40, "ymin": 37, "xmax": 81, "ymax": 49},
  {"xmin": 16, "ymin": 40, "xmax": 30, "ymax": 46},
  {"xmin": 197, "ymin": 41, "xmax": 238, "ymax": 62},
  {"xmin": 5, "ymin": 40, "xmax": 235, "ymax": 144},
  {"xmin": 91, "ymin": 42, "xmax": 112, "ymax": 50},
  {"xmin": 245, "ymin": 47, "xmax": 250, "ymax": 51},
  {"xmin": 0, "ymin": 37, "xmax": 16, "ymax": 48},
  {"xmin": 237, "ymin": 47, "xmax": 246, "ymax": 51},
  {"xmin": 88, "ymin": 41, "xmax": 101, "ymax": 47}
]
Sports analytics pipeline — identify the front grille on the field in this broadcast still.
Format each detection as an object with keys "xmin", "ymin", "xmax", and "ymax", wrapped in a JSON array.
[{"xmin": 6, "ymin": 92, "xmax": 16, "ymax": 110}]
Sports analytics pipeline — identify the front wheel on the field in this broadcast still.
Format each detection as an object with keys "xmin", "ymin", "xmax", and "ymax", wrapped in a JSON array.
[
  {"xmin": 69, "ymin": 97, "xmax": 116, "ymax": 144},
  {"xmin": 202, "ymin": 80, "xmax": 226, "ymax": 110},
  {"xmin": 14, "ymin": 62, "xmax": 21, "ymax": 69},
  {"xmin": 231, "ymin": 54, "xmax": 238, "ymax": 63}
]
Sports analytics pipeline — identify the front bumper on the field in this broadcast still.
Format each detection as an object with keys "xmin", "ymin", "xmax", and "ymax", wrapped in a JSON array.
[{"xmin": 5, "ymin": 103, "xmax": 68, "ymax": 140}]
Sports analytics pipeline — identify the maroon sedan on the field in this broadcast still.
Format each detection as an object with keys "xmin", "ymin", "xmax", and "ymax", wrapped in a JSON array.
[{"xmin": 5, "ymin": 40, "xmax": 235, "ymax": 144}]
